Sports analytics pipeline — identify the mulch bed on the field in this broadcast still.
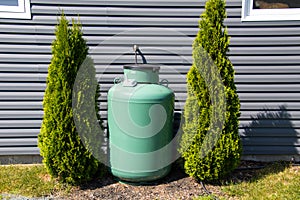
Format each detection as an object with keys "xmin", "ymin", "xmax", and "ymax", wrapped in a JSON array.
[{"xmin": 57, "ymin": 161, "xmax": 270, "ymax": 200}]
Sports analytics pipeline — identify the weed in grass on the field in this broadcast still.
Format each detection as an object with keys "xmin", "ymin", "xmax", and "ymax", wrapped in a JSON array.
[
  {"xmin": 193, "ymin": 194, "xmax": 218, "ymax": 200},
  {"xmin": 0, "ymin": 164, "xmax": 72, "ymax": 198}
]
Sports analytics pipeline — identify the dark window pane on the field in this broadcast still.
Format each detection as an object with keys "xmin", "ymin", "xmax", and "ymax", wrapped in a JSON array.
[
  {"xmin": 0, "ymin": 0, "xmax": 18, "ymax": 7},
  {"xmin": 253, "ymin": 0, "xmax": 300, "ymax": 9}
]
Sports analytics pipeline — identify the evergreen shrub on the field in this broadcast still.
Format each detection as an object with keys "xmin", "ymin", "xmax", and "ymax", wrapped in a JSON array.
[
  {"xmin": 38, "ymin": 13, "xmax": 103, "ymax": 184},
  {"xmin": 179, "ymin": 0, "xmax": 242, "ymax": 181}
]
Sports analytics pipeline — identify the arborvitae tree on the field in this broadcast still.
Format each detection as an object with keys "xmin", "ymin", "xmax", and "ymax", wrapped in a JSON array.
[
  {"xmin": 38, "ymin": 14, "xmax": 102, "ymax": 184},
  {"xmin": 179, "ymin": 0, "xmax": 242, "ymax": 181}
]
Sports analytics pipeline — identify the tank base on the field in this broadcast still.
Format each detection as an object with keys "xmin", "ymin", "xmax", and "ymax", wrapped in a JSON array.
[{"xmin": 111, "ymin": 165, "xmax": 171, "ymax": 184}]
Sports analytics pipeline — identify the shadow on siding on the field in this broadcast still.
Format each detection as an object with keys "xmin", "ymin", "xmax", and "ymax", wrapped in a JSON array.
[{"xmin": 242, "ymin": 105, "xmax": 299, "ymax": 160}]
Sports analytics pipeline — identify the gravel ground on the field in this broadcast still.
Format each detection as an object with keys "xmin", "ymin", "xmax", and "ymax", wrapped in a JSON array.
[
  {"xmin": 55, "ymin": 161, "xmax": 269, "ymax": 200},
  {"xmin": 61, "ymin": 164, "xmax": 209, "ymax": 200}
]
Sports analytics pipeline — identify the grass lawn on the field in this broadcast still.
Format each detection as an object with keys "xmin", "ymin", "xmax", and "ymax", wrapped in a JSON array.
[
  {"xmin": 0, "ymin": 164, "xmax": 71, "ymax": 198},
  {"xmin": 0, "ymin": 162, "xmax": 299, "ymax": 199},
  {"xmin": 221, "ymin": 162, "xmax": 300, "ymax": 200}
]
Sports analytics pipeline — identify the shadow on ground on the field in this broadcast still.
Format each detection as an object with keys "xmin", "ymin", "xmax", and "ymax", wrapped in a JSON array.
[
  {"xmin": 78, "ymin": 159, "xmax": 188, "ymax": 190},
  {"xmin": 220, "ymin": 161, "xmax": 290, "ymax": 186}
]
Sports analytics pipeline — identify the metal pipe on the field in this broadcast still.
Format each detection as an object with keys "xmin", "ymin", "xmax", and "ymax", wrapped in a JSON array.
[{"xmin": 133, "ymin": 45, "xmax": 147, "ymax": 64}]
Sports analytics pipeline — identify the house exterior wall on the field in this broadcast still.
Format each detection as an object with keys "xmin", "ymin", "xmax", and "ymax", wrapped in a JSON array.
[{"xmin": 0, "ymin": 0, "xmax": 299, "ymax": 163}]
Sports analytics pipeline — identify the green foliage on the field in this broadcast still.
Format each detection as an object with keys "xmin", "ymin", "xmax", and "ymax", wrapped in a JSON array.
[
  {"xmin": 38, "ymin": 13, "xmax": 103, "ymax": 185},
  {"xmin": 179, "ymin": 0, "xmax": 242, "ymax": 181}
]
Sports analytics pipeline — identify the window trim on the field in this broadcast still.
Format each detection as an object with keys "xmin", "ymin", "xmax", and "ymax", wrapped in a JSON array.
[
  {"xmin": 0, "ymin": 0, "xmax": 31, "ymax": 19},
  {"xmin": 242, "ymin": 0, "xmax": 300, "ymax": 21}
]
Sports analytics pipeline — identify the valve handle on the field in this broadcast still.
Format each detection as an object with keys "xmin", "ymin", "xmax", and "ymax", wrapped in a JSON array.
[
  {"xmin": 114, "ymin": 77, "xmax": 123, "ymax": 84},
  {"xmin": 160, "ymin": 79, "xmax": 169, "ymax": 87}
]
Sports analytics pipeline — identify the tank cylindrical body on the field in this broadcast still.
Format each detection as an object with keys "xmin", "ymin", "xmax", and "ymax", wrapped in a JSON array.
[{"xmin": 108, "ymin": 64, "xmax": 174, "ymax": 182}]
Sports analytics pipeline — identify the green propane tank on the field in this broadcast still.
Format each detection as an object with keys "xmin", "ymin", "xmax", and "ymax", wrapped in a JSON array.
[{"xmin": 108, "ymin": 63, "xmax": 174, "ymax": 183}]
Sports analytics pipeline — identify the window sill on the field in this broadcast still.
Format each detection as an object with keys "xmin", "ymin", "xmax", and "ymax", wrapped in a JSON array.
[{"xmin": 0, "ymin": 0, "xmax": 31, "ymax": 19}]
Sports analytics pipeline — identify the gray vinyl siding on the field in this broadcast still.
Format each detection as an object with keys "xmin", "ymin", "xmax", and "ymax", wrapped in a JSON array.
[{"xmin": 0, "ymin": 0, "xmax": 299, "ymax": 160}]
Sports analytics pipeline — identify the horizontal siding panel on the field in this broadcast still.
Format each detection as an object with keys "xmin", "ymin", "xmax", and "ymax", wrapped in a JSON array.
[
  {"xmin": 230, "ymin": 46, "xmax": 300, "ymax": 55},
  {"xmin": 32, "ymin": 6, "xmax": 204, "ymax": 17},
  {"xmin": 239, "ymin": 128, "xmax": 300, "ymax": 137},
  {"xmin": 30, "ymin": 0, "xmax": 208, "ymax": 7},
  {"xmin": 0, "ymin": 92, "xmax": 44, "ymax": 100},
  {"xmin": 96, "ymin": 65, "xmax": 190, "ymax": 74},
  {"xmin": 30, "ymin": 0, "xmax": 242, "ymax": 7},
  {"xmin": 0, "ymin": 129, "xmax": 39, "ymax": 137},
  {"xmin": 93, "ymin": 55, "xmax": 192, "ymax": 64},
  {"xmin": 31, "ymin": 16, "xmax": 198, "ymax": 26},
  {"xmin": 0, "ymin": 24, "xmax": 40, "ymax": 34},
  {"xmin": 0, "ymin": 102, "xmax": 42, "ymax": 110},
  {"xmin": 0, "ymin": 120, "xmax": 42, "ymax": 128},
  {"xmin": 0, "ymin": 45, "xmax": 192, "ymax": 55},
  {"xmin": 0, "ymin": 15, "xmax": 206, "ymax": 27},
  {"xmin": 0, "ymin": 35, "xmax": 194, "ymax": 46},
  {"xmin": 0, "ymin": 54, "xmax": 51, "ymax": 63},
  {"xmin": 0, "ymin": 138, "xmax": 37, "ymax": 147},
  {"xmin": 0, "ymin": 147, "xmax": 39, "ymax": 155},
  {"xmin": 240, "ymin": 120, "xmax": 300, "ymax": 128},
  {"xmin": 0, "ymin": 24, "xmax": 198, "ymax": 36},
  {"xmin": 0, "ymin": 44, "xmax": 51, "ymax": 54},
  {"xmin": 240, "ymin": 102, "xmax": 300, "ymax": 110},
  {"xmin": 238, "ymin": 93, "xmax": 300, "ymax": 101},
  {"xmin": 90, "ymin": 46, "xmax": 193, "ymax": 55},
  {"xmin": 0, "ymin": 111, "xmax": 43, "ymax": 119},
  {"xmin": 0, "ymin": 83, "xmax": 46, "ymax": 91},
  {"xmin": 0, "ymin": 74, "xmax": 47, "ymax": 82},
  {"xmin": 88, "ymin": 36, "xmax": 193, "ymax": 46},
  {"xmin": 236, "ymin": 84, "xmax": 300, "ymax": 92},
  {"xmin": 228, "ymin": 27, "xmax": 300, "ymax": 36},
  {"xmin": 240, "ymin": 111, "xmax": 300, "ymax": 119},
  {"xmin": 242, "ymin": 146, "xmax": 300, "ymax": 155},
  {"xmin": 235, "ymin": 75, "xmax": 300, "ymax": 83},
  {"xmin": 234, "ymin": 65, "xmax": 300, "ymax": 74},
  {"xmin": 242, "ymin": 137, "xmax": 300, "ymax": 146},
  {"xmin": 0, "ymin": 64, "xmax": 48, "ymax": 73},
  {"xmin": 0, "ymin": 34, "xmax": 54, "ymax": 44},
  {"xmin": 230, "ymin": 37, "xmax": 300, "ymax": 46},
  {"xmin": 230, "ymin": 56, "xmax": 300, "ymax": 65},
  {"xmin": 83, "ymin": 27, "xmax": 198, "ymax": 36}
]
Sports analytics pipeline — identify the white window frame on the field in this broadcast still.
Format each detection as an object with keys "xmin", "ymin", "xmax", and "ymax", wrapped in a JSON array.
[
  {"xmin": 242, "ymin": 0, "xmax": 300, "ymax": 21},
  {"xmin": 0, "ymin": 0, "xmax": 31, "ymax": 19}
]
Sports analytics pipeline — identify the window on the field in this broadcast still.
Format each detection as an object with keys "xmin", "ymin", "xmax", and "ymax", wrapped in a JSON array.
[
  {"xmin": 0, "ymin": 0, "xmax": 31, "ymax": 19},
  {"xmin": 242, "ymin": 0, "xmax": 300, "ymax": 21}
]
